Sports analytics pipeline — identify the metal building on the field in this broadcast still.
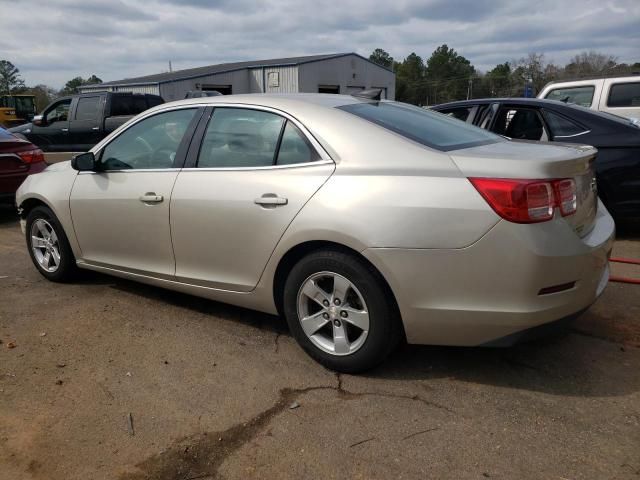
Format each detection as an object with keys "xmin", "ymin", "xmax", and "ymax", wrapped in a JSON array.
[{"xmin": 79, "ymin": 53, "xmax": 395, "ymax": 101}]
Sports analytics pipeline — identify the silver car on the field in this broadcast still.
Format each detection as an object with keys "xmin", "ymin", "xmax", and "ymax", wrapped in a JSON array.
[{"xmin": 16, "ymin": 94, "xmax": 615, "ymax": 372}]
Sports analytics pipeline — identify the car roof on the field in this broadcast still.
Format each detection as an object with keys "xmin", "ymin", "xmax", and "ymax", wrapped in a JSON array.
[
  {"xmin": 432, "ymin": 98, "xmax": 574, "ymax": 109},
  {"xmin": 159, "ymin": 93, "xmax": 371, "ymax": 111}
]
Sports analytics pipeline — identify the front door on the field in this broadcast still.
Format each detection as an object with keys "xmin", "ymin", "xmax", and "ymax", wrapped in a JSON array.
[
  {"xmin": 171, "ymin": 106, "xmax": 334, "ymax": 292},
  {"xmin": 70, "ymin": 107, "xmax": 200, "ymax": 275},
  {"xmin": 30, "ymin": 98, "xmax": 72, "ymax": 151}
]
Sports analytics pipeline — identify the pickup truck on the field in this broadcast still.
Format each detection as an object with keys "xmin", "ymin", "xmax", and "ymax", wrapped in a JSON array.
[{"xmin": 9, "ymin": 92, "xmax": 164, "ymax": 152}]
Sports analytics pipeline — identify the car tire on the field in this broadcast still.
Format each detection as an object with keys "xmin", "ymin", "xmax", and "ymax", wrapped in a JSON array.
[
  {"xmin": 25, "ymin": 206, "xmax": 77, "ymax": 282},
  {"xmin": 283, "ymin": 249, "xmax": 402, "ymax": 373}
]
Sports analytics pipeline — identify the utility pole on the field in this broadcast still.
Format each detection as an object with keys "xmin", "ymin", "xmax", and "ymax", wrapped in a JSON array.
[{"xmin": 169, "ymin": 61, "xmax": 172, "ymax": 72}]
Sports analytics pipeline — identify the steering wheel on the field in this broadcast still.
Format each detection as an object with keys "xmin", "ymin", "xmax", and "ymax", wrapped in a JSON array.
[
  {"xmin": 133, "ymin": 136, "xmax": 154, "ymax": 168},
  {"xmin": 151, "ymin": 148, "xmax": 177, "ymax": 168}
]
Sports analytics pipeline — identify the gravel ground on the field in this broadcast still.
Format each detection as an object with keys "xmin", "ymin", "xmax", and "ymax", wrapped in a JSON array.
[{"xmin": 1, "ymin": 204, "xmax": 639, "ymax": 480}]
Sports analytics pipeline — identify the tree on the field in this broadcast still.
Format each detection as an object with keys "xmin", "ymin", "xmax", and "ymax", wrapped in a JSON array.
[
  {"xmin": 85, "ymin": 74, "xmax": 103, "ymax": 85},
  {"xmin": 23, "ymin": 84, "xmax": 58, "ymax": 112},
  {"xmin": 369, "ymin": 49, "xmax": 394, "ymax": 70},
  {"xmin": 0, "ymin": 60, "xmax": 25, "ymax": 94},
  {"xmin": 485, "ymin": 62, "xmax": 512, "ymax": 96},
  {"xmin": 394, "ymin": 53, "xmax": 426, "ymax": 104},
  {"xmin": 60, "ymin": 75, "xmax": 103, "ymax": 95},
  {"xmin": 425, "ymin": 44, "xmax": 475, "ymax": 103},
  {"xmin": 511, "ymin": 52, "xmax": 549, "ymax": 95},
  {"xmin": 564, "ymin": 51, "xmax": 617, "ymax": 78}
]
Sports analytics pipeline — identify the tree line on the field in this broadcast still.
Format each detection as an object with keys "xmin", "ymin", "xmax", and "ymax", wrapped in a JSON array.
[
  {"xmin": 370, "ymin": 47, "xmax": 640, "ymax": 105},
  {"xmin": 2, "ymin": 48, "xmax": 639, "ymax": 112},
  {"xmin": 0, "ymin": 60, "xmax": 102, "ymax": 111}
]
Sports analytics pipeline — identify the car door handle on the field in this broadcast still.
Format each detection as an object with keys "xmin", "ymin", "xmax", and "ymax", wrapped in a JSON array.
[
  {"xmin": 61, "ymin": 128, "xmax": 69, "ymax": 132},
  {"xmin": 91, "ymin": 127, "xmax": 99, "ymax": 131},
  {"xmin": 254, "ymin": 194, "xmax": 288, "ymax": 206},
  {"xmin": 139, "ymin": 193, "xmax": 164, "ymax": 203}
]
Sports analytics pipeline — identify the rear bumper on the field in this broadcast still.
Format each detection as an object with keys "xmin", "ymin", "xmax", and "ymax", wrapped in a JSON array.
[{"xmin": 363, "ymin": 200, "xmax": 615, "ymax": 346}]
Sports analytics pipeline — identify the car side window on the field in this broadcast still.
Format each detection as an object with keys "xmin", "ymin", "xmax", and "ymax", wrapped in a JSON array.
[
  {"xmin": 607, "ymin": 82, "xmax": 640, "ymax": 107},
  {"xmin": 543, "ymin": 111, "xmax": 587, "ymax": 137},
  {"xmin": 276, "ymin": 121, "xmax": 320, "ymax": 165},
  {"xmin": 493, "ymin": 107, "xmax": 548, "ymax": 141},
  {"xmin": 545, "ymin": 86, "xmax": 595, "ymax": 107},
  {"xmin": 75, "ymin": 96, "xmax": 101, "ymax": 121},
  {"xmin": 438, "ymin": 107, "xmax": 472, "ymax": 122},
  {"xmin": 473, "ymin": 104, "xmax": 498, "ymax": 129},
  {"xmin": 44, "ymin": 99, "xmax": 71, "ymax": 124},
  {"xmin": 197, "ymin": 108, "xmax": 284, "ymax": 168},
  {"xmin": 100, "ymin": 108, "xmax": 197, "ymax": 170}
]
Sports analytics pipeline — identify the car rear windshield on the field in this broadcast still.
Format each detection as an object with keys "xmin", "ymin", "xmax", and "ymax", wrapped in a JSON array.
[{"xmin": 338, "ymin": 102, "xmax": 502, "ymax": 151}]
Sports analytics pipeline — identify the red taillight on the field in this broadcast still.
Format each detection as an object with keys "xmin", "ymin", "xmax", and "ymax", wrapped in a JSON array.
[
  {"xmin": 17, "ymin": 148, "xmax": 45, "ymax": 164},
  {"xmin": 554, "ymin": 178, "xmax": 577, "ymax": 216},
  {"xmin": 469, "ymin": 177, "xmax": 577, "ymax": 224}
]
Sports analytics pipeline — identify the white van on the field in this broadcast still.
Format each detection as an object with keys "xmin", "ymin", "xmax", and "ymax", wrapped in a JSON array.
[{"xmin": 538, "ymin": 76, "xmax": 640, "ymax": 119}]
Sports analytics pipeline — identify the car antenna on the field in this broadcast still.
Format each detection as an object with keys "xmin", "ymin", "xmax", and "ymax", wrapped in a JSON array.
[{"xmin": 352, "ymin": 88, "xmax": 382, "ymax": 101}]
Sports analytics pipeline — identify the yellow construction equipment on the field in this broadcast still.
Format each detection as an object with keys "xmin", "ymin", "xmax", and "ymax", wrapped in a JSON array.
[{"xmin": 0, "ymin": 94, "xmax": 36, "ymax": 128}]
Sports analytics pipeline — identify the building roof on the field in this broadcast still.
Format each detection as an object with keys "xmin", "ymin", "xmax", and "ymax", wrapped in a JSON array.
[{"xmin": 86, "ymin": 53, "xmax": 391, "ymax": 89}]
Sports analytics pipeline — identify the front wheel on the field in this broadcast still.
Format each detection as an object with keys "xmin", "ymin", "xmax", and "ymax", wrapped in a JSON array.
[
  {"xmin": 283, "ymin": 249, "xmax": 402, "ymax": 373},
  {"xmin": 25, "ymin": 206, "xmax": 77, "ymax": 282}
]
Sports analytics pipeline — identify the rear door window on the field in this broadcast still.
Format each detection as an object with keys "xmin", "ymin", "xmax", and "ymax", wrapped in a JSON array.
[
  {"xmin": 276, "ymin": 121, "xmax": 320, "ymax": 165},
  {"xmin": 197, "ymin": 108, "xmax": 284, "ymax": 168},
  {"xmin": 543, "ymin": 111, "xmax": 588, "ymax": 137},
  {"xmin": 607, "ymin": 82, "xmax": 640, "ymax": 107},
  {"xmin": 338, "ymin": 102, "xmax": 501, "ymax": 151},
  {"xmin": 545, "ymin": 86, "xmax": 595, "ymax": 107},
  {"xmin": 75, "ymin": 96, "xmax": 101, "ymax": 121}
]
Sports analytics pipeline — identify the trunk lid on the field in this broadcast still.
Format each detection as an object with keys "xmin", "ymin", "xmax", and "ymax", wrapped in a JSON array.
[{"xmin": 449, "ymin": 140, "xmax": 598, "ymax": 237}]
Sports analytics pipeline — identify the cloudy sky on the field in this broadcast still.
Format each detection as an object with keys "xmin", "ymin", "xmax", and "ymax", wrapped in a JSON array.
[{"xmin": 1, "ymin": 0, "xmax": 639, "ymax": 89}]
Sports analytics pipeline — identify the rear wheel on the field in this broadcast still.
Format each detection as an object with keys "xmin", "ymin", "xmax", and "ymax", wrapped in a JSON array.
[
  {"xmin": 283, "ymin": 249, "xmax": 401, "ymax": 373},
  {"xmin": 25, "ymin": 206, "xmax": 77, "ymax": 282}
]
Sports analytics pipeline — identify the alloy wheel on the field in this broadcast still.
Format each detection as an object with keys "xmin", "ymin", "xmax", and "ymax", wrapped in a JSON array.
[
  {"xmin": 296, "ymin": 271, "xmax": 370, "ymax": 356},
  {"xmin": 30, "ymin": 219, "xmax": 61, "ymax": 273}
]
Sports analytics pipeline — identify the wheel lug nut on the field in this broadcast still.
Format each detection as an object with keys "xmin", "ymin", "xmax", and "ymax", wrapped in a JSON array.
[
  {"xmin": 334, "ymin": 299, "xmax": 341, "ymax": 306},
  {"xmin": 323, "ymin": 313, "xmax": 330, "ymax": 319},
  {"xmin": 323, "ymin": 300, "xmax": 329, "ymax": 307},
  {"xmin": 340, "ymin": 311, "xmax": 348, "ymax": 318},
  {"xmin": 333, "ymin": 319, "xmax": 341, "ymax": 327}
]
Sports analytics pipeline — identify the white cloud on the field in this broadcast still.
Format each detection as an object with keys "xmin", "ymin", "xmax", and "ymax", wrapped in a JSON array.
[{"xmin": 1, "ymin": 0, "xmax": 638, "ymax": 88}]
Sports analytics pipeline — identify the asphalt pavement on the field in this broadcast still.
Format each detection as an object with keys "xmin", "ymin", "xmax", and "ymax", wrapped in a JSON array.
[{"xmin": 1, "ymin": 204, "xmax": 639, "ymax": 480}]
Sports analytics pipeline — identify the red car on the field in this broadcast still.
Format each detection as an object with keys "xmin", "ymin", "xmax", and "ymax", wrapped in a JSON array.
[{"xmin": 0, "ymin": 126, "xmax": 46, "ymax": 203}]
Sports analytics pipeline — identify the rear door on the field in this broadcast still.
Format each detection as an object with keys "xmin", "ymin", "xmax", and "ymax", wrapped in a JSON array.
[
  {"xmin": 170, "ymin": 106, "xmax": 334, "ymax": 292},
  {"xmin": 69, "ymin": 94, "xmax": 105, "ymax": 150}
]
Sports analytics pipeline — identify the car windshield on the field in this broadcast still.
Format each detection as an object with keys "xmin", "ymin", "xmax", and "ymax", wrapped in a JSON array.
[
  {"xmin": 338, "ymin": 101, "xmax": 503, "ymax": 151},
  {"xmin": 14, "ymin": 96, "xmax": 35, "ymax": 113}
]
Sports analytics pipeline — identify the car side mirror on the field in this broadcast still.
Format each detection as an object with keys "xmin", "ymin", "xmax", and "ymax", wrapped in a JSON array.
[
  {"xmin": 33, "ymin": 115, "xmax": 44, "ymax": 127},
  {"xmin": 71, "ymin": 152, "xmax": 98, "ymax": 171}
]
